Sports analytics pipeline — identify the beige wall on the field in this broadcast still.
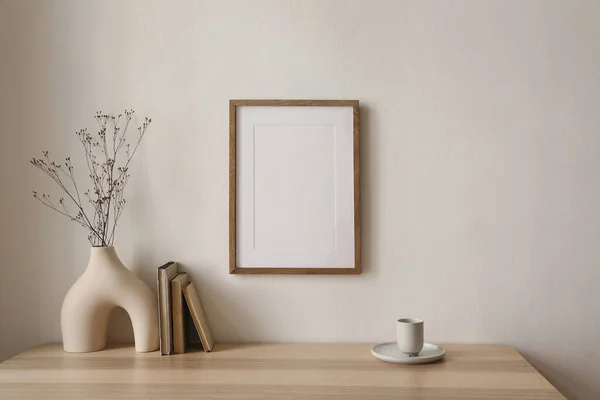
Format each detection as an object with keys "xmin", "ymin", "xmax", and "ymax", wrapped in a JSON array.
[{"xmin": 1, "ymin": 1, "xmax": 600, "ymax": 399}]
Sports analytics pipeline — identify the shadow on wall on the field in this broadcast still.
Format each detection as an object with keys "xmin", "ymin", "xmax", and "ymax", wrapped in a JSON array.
[
  {"xmin": 107, "ymin": 307, "xmax": 135, "ymax": 344},
  {"xmin": 182, "ymin": 263, "xmax": 263, "ymax": 341},
  {"xmin": 359, "ymin": 105, "xmax": 375, "ymax": 275},
  {"xmin": 524, "ymin": 352, "xmax": 594, "ymax": 400}
]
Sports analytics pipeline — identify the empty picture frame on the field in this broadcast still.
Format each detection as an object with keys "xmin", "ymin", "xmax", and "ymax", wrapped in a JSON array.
[{"xmin": 229, "ymin": 100, "xmax": 360, "ymax": 274}]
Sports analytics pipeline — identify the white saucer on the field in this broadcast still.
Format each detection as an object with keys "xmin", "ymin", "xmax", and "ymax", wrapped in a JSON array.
[{"xmin": 371, "ymin": 342, "xmax": 445, "ymax": 364}]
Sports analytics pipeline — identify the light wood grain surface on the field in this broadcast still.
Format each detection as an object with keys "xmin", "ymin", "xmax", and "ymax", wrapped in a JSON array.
[{"xmin": 0, "ymin": 343, "xmax": 565, "ymax": 399}]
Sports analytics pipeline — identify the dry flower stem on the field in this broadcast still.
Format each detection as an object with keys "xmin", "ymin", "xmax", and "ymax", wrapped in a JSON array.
[{"xmin": 31, "ymin": 110, "xmax": 151, "ymax": 246}]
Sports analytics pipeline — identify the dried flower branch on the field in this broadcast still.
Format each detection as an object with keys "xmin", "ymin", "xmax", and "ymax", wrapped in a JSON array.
[{"xmin": 31, "ymin": 110, "xmax": 151, "ymax": 246}]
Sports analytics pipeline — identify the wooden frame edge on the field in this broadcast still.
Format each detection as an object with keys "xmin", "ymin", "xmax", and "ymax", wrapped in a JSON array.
[
  {"xmin": 352, "ymin": 102, "xmax": 361, "ymax": 274},
  {"xmin": 229, "ymin": 100, "xmax": 237, "ymax": 273},
  {"xmin": 230, "ymin": 99, "xmax": 358, "ymax": 107},
  {"xmin": 230, "ymin": 267, "xmax": 361, "ymax": 275},
  {"xmin": 229, "ymin": 99, "xmax": 361, "ymax": 275}
]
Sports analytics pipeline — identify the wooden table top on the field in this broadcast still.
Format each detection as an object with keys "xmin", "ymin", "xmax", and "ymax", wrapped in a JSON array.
[{"xmin": 0, "ymin": 343, "xmax": 564, "ymax": 399}]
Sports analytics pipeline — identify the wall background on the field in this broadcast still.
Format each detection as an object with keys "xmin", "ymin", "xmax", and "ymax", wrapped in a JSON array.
[{"xmin": 1, "ymin": 1, "xmax": 599, "ymax": 399}]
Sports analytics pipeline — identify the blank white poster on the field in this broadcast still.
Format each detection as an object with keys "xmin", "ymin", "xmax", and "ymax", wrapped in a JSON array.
[{"xmin": 236, "ymin": 106, "xmax": 355, "ymax": 268}]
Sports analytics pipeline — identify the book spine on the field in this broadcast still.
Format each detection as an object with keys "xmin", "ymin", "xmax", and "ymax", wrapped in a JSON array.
[
  {"xmin": 172, "ymin": 278, "xmax": 186, "ymax": 354},
  {"xmin": 158, "ymin": 269, "xmax": 172, "ymax": 355}
]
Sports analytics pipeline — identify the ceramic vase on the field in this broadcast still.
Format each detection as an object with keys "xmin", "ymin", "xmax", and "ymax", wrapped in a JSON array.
[{"xmin": 61, "ymin": 246, "xmax": 159, "ymax": 353}]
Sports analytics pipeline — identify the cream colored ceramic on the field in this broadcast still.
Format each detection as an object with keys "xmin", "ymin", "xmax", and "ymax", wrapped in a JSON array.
[
  {"xmin": 397, "ymin": 318, "xmax": 424, "ymax": 356},
  {"xmin": 371, "ymin": 342, "xmax": 446, "ymax": 364},
  {"xmin": 61, "ymin": 247, "xmax": 159, "ymax": 353}
]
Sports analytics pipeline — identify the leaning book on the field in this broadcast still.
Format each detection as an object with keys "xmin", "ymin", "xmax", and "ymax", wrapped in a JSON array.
[{"xmin": 183, "ymin": 281, "xmax": 214, "ymax": 352}]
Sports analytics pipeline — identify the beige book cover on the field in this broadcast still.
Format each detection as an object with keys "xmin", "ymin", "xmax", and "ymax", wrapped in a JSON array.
[
  {"xmin": 157, "ymin": 261, "xmax": 178, "ymax": 355},
  {"xmin": 171, "ymin": 272, "xmax": 190, "ymax": 354},
  {"xmin": 183, "ymin": 281, "xmax": 215, "ymax": 352}
]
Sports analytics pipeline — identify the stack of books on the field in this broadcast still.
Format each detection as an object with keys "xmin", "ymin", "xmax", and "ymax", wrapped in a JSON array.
[{"xmin": 157, "ymin": 262, "xmax": 214, "ymax": 355}]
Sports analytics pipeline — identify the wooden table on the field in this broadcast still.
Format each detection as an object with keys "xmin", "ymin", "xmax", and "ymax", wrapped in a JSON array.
[{"xmin": 0, "ymin": 343, "xmax": 565, "ymax": 399}]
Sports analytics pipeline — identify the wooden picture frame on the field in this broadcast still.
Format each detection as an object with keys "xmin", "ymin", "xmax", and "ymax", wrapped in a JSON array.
[{"xmin": 229, "ymin": 100, "xmax": 360, "ymax": 275}]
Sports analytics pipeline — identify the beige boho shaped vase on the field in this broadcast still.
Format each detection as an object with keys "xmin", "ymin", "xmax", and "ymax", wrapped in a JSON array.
[{"xmin": 61, "ymin": 247, "xmax": 159, "ymax": 353}]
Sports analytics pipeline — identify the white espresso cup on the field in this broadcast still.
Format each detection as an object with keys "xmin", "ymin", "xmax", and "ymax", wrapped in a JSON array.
[{"xmin": 397, "ymin": 318, "xmax": 424, "ymax": 356}]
